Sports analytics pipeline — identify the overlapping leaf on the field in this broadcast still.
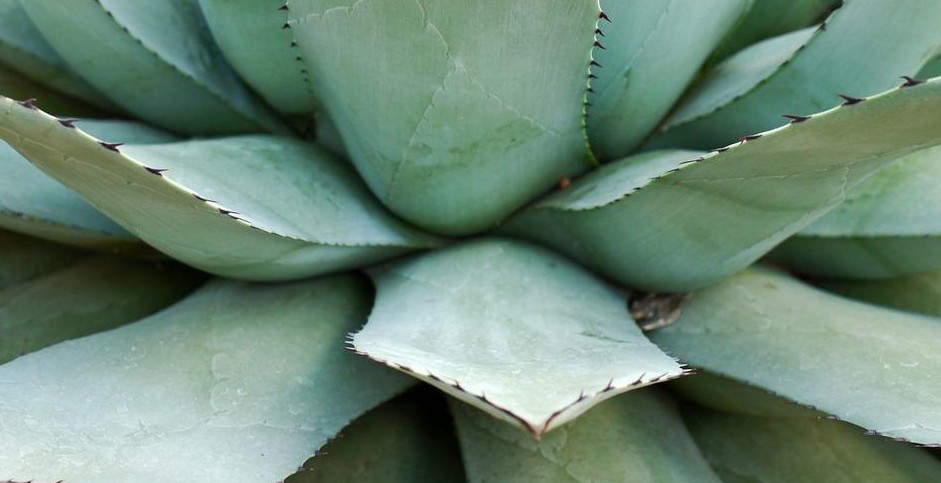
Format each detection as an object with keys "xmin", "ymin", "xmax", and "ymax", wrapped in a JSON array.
[
  {"xmin": 287, "ymin": 392, "xmax": 465, "ymax": 483},
  {"xmin": 502, "ymin": 77, "xmax": 941, "ymax": 291},
  {"xmin": 687, "ymin": 410, "xmax": 941, "ymax": 482},
  {"xmin": 0, "ymin": 229, "xmax": 83, "ymax": 290},
  {"xmin": 0, "ymin": 0, "xmax": 115, "ymax": 111},
  {"xmin": 587, "ymin": 0, "xmax": 749, "ymax": 159},
  {"xmin": 650, "ymin": 267, "xmax": 941, "ymax": 445},
  {"xmin": 0, "ymin": 255, "xmax": 199, "ymax": 364},
  {"xmin": 0, "ymin": 118, "xmax": 172, "ymax": 250},
  {"xmin": 820, "ymin": 269, "xmax": 941, "ymax": 317},
  {"xmin": 0, "ymin": 275, "xmax": 414, "ymax": 483},
  {"xmin": 451, "ymin": 389, "xmax": 721, "ymax": 483},
  {"xmin": 352, "ymin": 238, "xmax": 683, "ymax": 437},
  {"xmin": 771, "ymin": 145, "xmax": 941, "ymax": 279},
  {"xmin": 647, "ymin": 0, "xmax": 941, "ymax": 149},
  {"xmin": 0, "ymin": 96, "xmax": 439, "ymax": 280},
  {"xmin": 20, "ymin": 0, "xmax": 286, "ymax": 134},
  {"xmin": 285, "ymin": 0, "xmax": 599, "ymax": 234}
]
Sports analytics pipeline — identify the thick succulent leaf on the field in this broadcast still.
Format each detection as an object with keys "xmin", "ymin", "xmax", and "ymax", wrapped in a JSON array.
[
  {"xmin": 650, "ymin": 267, "xmax": 941, "ymax": 445},
  {"xmin": 687, "ymin": 410, "xmax": 941, "ymax": 482},
  {"xmin": 707, "ymin": 0, "xmax": 838, "ymax": 63},
  {"xmin": 352, "ymin": 238, "xmax": 683, "ymax": 437},
  {"xmin": 588, "ymin": 0, "xmax": 749, "ymax": 159},
  {"xmin": 451, "ymin": 389, "xmax": 722, "ymax": 483},
  {"xmin": 0, "ymin": 96, "xmax": 439, "ymax": 280},
  {"xmin": 669, "ymin": 373, "xmax": 827, "ymax": 419},
  {"xmin": 285, "ymin": 0, "xmax": 599, "ymax": 234},
  {"xmin": 819, "ymin": 269, "xmax": 941, "ymax": 317},
  {"xmin": 0, "ymin": 229, "xmax": 84, "ymax": 290},
  {"xmin": 919, "ymin": 48, "xmax": 941, "ymax": 79},
  {"xmin": 287, "ymin": 392, "xmax": 465, "ymax": 483},
  {"xmin": 771, "ymin": 146, "xmax": 941, "ymax": 279},
  {"xmin": 0, "ymin": 63, "xmax": 104, "ymax": 117},
  {"xmin": 0, "ymin": 256, "xmax": 199, "ymax": 364},
  {"xmin": 0, "ymin": 0, "xmax": 115, "ymax": 111},
  {"xmin": 647, "ymin": 0, "xmax": 941, "ymax": 150},
  {"xmin": 0, "ymin": 275, "xmax": 414, "ymax": 483},
  {"xmin": 20, "ymin": 0, "xmax": 287, "ymax": 135},
  {"xmin": 503, "ymin": 77, "xmax": 941, "ymax": 292},
  {"xmin": 0, "ymin": 119, "xmax": 173, "ymax": 250},
  {"xmin": 198, "ymin": 0, "xmax": 318, "ymax": 114}
]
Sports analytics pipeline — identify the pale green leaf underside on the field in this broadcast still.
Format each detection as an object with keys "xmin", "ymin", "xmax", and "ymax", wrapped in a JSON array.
[
  {"xmin": 0, "ymin": 255, "xmax": 198, "ymax": 364},
  {"xmin": 198, "ymin": 0, "xmax": 318, "ymax": 114},
  {"xmin": 588, "ymin": 0, "xmax": 749, "ymax": 159},
  {"xmin": 352, "ymin": 238, "xmax": 683, "ymax": 437},
  {"xmin": 0, "ymin": 119, "xmax": 173, "ymax": 249},
  {"xmin": 771, "ymin": 145, "xmax": 941, "ymax": 278},
  {"xmin": 21, "ymin": 0, "xmax": 286, "ymax": 135},
  {"xmin": 287, "ymin": 0, "xmax": 598, "ymax": 234},
  {"xmin": 819, "ymin": 269, "xmax": 941, "ymax": 318},
  {"xmin": 650, "ymin": 267, "xmax": 941, "ymax": 445},
  {"xmin": 0, "ymin": 0, "xmax": 114, "ymax": 111},
  {"xmin": 688, "ymin": 411, "xmax": 941, "ymax": 482},
  {"xmin": 451, "ymin": 389, "xmax": 721, "ymax": 483},
  {"xmin": 0, "ymin": 275, "xmax": 414, "ymax": 483},
  {"xmin": 503, "ymin": 76, "xmax": 941, "ymax": 291},
  {"xmin": 287, "ymin": 394, "xmax": 465, "ymax": 483},
  {"xmin": 0, "ymin": 229, "xmax": 84, "ymax": 290},
  {"xmin": 0, "ymin": 96, "xmax": 439, "ymax": 280},
  {"xmin": 649, "ymin": 0, "xmax": 941, "ymax": 150}
]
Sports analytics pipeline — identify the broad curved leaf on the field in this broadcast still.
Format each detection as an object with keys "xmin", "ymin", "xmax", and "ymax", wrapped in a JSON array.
[
  {"xmin": 451, "ymin": 389, "xmax": 722, "ymax": 483},
  {"xmin": 21, "ymin": 0, "xmax": 287, "ymax": 135},
  {"xmin": 771, "ymin": 146, "xmax": 941, "ymax": 279},
  {"xmin": 588, "ymin": 0, "xmax": 748, "ymax": 159},
  {"xmin": 352, "ymin": 238, "xmax": 683, "ymax": 437},
  {"xmin": 198, "ymin": 0, "xmax": 319, "ymax": 115},
  {"xmin": 0, "ymin": 255, "xmax": 199, "ymax": 364},
  {"xmin": 647, "ymin": 0, "xmax": 941, "ymax": 150},
  {"xmin": 0, "ymin": 118, "xmax": 172, "ymax": 250},
  {"xmin": 0, "ymin": 0, "xmax": 115, "ymax": 111},
  {"xmin": 650, "ymin": 267, "xmax": 941, "ymax": 445},
  {"xmin": 0, "ymin": 96, "xmax": 439, "ymax": 280},
  {"xmin": 285, "ymin": 0, "xmax": 599, "ymax": 234},
  {"xmin": 503, "ymin": 77, "xmax": 941, "ymax": 291},
  {"xmin": 0, "ymin": 275, "xmax": 414, "ymax": 483},
  {"xmin": 0, "ymin": 229, "xmax": 83, "ymax": 290},
  {"xmin": 819, "ymin": 269, "xmax": 941, "ymax": 318},
  {"xmin": 707, "ymin": 0, "xmax": 838, "ymax": 64},
  {"xmin": 688, "ymin": 410, "xmax": 941, "ymax": 482},
  {"xmin": 287, "ymin": 392, "xmax": 465, "ymax": 483}
]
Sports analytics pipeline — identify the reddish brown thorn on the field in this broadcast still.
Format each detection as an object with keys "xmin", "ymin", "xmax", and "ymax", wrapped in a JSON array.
[
  {"xmin": 100, "ymin": 142, "xmax": 124, "ymax": 152},
  {"xmin": 837, "ymin": 94, "xmax": 863, "ymax": 105},
  {"xmin": 599, "ymin": 11, "xmax": 611, "ymax": 22},
  {"xmin": 817, "ymin": 22, "xmax": 827, "ymax": 32},
  {"xmin": 278, "ymin": 2, "xmax": 288, "ymax": 10},
  {"xmin": 590, "ymin": 60, "xmax": 603, "ymax": 68},
  {"xmin": 901, "ymin": 76, "xmax": 924, "ymax": 87},
  {"xmin": 782, "ymin": 114, "xmax": 810, "ymax": 123},
  {"xmin": 290, "ymin": 41, "xmax": 297, "ymax": 47},
  {"xmin": 281, "ymin": 22, "xmax": 290, "ymax": 29},
  {"xmin": 739, "ymin": 134, "xmax": 762, "ymax": 143},
  {"xmin": 57, "ymin": 118, "xmax": 78, "ymax": 128},
  {"xmin": 593, "ymin": 40, "xmax": 606, "ymax": 50},
  {"xmin": 144, "ymin": 166, "xmax": 167, "ymax": 175},
  {"xmin": 558, "ymin": 177, "xmax": 571, "ymax": 190},
  {"xmin": 17, "ymin": 98, "xmax": 37, "ymax": 109},
  {"xmin": 588, "ymin": 73, "xmax": 598, "ymax": 80},
  {"xmin": 594, "ymin": 28, "xmax": 605, "ymax": 37},
  {"xmin": 193, "ymin": 193, "xmax": 216, "ymax": 203},
  {"xmin": 219, "ymin": 208, "xmax": 239, "ymax": 216}
]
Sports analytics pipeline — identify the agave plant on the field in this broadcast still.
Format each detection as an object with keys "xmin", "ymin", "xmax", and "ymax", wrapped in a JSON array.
[{"xmin": 2, "ymin": 0, "xmax": 941, "ymax": 481}]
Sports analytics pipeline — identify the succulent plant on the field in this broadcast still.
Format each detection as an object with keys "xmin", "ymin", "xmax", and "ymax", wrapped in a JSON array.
[{"xmin": 2, "ymin": 0, "xmax": 941, "ymax": 481}]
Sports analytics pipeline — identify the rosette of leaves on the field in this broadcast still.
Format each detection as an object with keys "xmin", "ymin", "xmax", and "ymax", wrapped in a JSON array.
[{"xmin": 2, "ymin": 0, "xmax": 941, "ymax": 481}]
